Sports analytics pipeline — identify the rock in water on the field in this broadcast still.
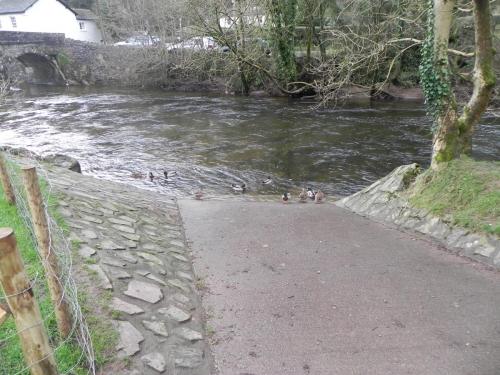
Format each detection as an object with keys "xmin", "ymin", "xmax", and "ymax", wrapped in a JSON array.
[{"xmin": 43, "ymin": 154, "xmax": 82, "ymax": 173}]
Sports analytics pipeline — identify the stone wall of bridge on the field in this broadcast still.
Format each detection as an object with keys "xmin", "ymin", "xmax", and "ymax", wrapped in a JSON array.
[{"xmin": 0, "ymin": 30, "xmax": 203, "ymax": 88}]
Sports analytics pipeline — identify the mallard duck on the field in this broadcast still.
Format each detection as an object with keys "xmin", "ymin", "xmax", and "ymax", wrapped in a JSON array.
[
  {"xmin": 262, "ymin": 176, "xmax": 273, "ymax": 185},
  {"xmin": 307, "ymin": 187, "xmax": 315, "ymax": 200},
  {"xmin": 149, "ymin": 172, "xmax": 154, "ymax": 182},
  {"xmin": 298, "ymin": 188, "xmax": 308, "ymax": 202},
  {"xmin": 282, "ymin": 192, "xmax": 290, "ymax": 203},
  {"xmin": 131, "ymin": 171, "xmax": 144, "ymax": 179},
  {"xmin": 315, "ymin": 190, "xmax": 325, "ymax": 204},
  {"xmin": 163, "ymin": 170, "xmax": 177, "ymax": 179},
  {"xmin": 194, "ymin": 190, "xmax": 204, "ymax": 200},
  {"xmin": 231, "ymin": 183, "xmax": 246, "ymax": 192}
]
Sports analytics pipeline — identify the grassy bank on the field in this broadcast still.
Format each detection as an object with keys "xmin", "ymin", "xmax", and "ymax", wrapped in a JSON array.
[
  {"xmin": 408, "ymin": 157, "xmax": 500, "ymax": 236},
  {"xmin": 0, "ymin": 174, "xmax": 115, "ymax": 374},
  {"xmin": 0, "ymin": 183, "xmax": 86, "ymax": 373}
]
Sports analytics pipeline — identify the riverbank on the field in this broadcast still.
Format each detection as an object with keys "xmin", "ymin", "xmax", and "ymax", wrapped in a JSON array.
[
  {"xmin": 0, "ymin": 184, "xmax": 89, "ymax": 373},
  {"xmin": 0, "ymin": 155, "xmax": 214, "ymax": 374},
  {"xmin": 408, "ymin": 157, "xmax": 500, "ymax": 236},
  {"xmin": 0, "ymin": 163, "xmax": 114, "ymax": 375}
]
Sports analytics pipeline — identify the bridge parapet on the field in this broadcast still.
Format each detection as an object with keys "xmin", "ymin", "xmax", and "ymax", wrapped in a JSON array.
[{"xmin": 0, "ymin": 31, "xmax": 65, "ymax": 46}]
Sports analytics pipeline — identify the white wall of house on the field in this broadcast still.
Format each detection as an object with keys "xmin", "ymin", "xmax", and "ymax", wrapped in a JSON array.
[
  {"xmin": 75, "ymin": 19, "xmax": 102, "ymax": 43},
  {"xmin": 0, "ymin": 0, "xmax": 102, "ymax": 43},
  {"xmin": 219, "ymin": 14, "xmax": 267, "ymax": 29}
]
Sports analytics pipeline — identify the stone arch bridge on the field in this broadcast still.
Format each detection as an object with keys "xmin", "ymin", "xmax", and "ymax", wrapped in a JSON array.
[
  {"xmin": 0, "ymin": 31, "xmax": 78, "ymax": 85},
  {"xmin": 0, "ymin": 30, "xmax": 134, "ymax": 86},
  {"xmin": 0, "ymin": 30, "xmax": 191, "ymax": 88}
]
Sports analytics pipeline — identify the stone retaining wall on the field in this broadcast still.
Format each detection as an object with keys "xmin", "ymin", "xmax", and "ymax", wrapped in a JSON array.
[
  {"xmin": 0, "ymin": 31, "xmax": 65, "ymax": 46},
  {"xmin": 336, "ymin": 164, "xmax": 500, "ymax": 269}
]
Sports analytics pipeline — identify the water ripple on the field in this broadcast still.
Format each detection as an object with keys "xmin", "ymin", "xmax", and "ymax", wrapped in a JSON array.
[{"xmin": 0, "ymin": 86, "xmax": 498, "ymax": 197}]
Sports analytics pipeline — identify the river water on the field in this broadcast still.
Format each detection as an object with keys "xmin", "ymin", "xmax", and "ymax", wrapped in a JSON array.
[{"xmin": 0, "ymin": 86, "xmax": 499, "ymax": 197}]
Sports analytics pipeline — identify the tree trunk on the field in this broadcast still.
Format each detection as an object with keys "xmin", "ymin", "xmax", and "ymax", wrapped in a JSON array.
[
  {"xmin": 318, "ymin": 3, "xmax": 326, "ymax": 61},
  {"xmin": 306, "ymin": 23, "xmax": 312, "ymax": 64},
  {"xmin": 305, "ymin": 1, "xmax": 313, "ymax": 65},
  {"xmin": 430, "ymin": 0, "xmax": 495, "ymax": 168},
  {"xmin": 235, "ymin": 0, "xmax": 250, "ymax": 96},
  {"xmin": 457, "ymin": 0, "xmax": 496, "ymax": 154},
  {"xmin": 431, "ymin": 0, "xmax": 459, "ymax": 169}
]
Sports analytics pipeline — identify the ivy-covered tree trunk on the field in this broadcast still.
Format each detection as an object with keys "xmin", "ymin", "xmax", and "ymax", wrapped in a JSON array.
[
  {"xmin": 267, "ymin": 0, "xmax": 298, "ymax": 85},
  {"xmin": 235, "ymin": 0, "xmax": 251, "ymax": 95},
  {"xmin": 457, "ymin": 0, "xmax": 496, "ymax": 154},
  {"xmin": 420, "ymin": 0, "xmax": 496, "ymax": 170},
  {"xmin": 318, "ymin": 1, "xmax": 327, "ymax": 61},
  {"xmin": 303, "ymin": 0, "xmax": 316, "ymax": 65},
  {"xmin": 429, "ymin": 0, "xmax": 459, "ymax": 169}
]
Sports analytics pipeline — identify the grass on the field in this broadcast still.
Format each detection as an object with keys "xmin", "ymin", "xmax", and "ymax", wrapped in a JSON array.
[
  {"xmin": 408, "ymin": 157, "xmax": 500, "ymax": 236},
  {"xmin": 0, "ymin": 182, "xmax": 86, "ymax": 374},
  {"xmin": 0, "ymin": 165, "xmax": 117, "ymax": 374}
]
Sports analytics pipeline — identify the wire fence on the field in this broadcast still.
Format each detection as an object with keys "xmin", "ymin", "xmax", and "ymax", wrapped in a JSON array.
[{"xmin": 0, "ymin": 149, "xmax": 95, "ymax": 375}]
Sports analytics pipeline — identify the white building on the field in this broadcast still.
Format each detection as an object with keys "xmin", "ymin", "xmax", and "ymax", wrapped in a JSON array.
[
  {"xmin": 0, "ymin": 0, "xmax": 103, "ymax": 43},
  {"xmin": 219, "ymin": 6, "xmax": 266, "ymax": 29}
]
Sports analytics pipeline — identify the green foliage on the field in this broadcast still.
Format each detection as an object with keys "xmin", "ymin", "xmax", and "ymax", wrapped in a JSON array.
[
  {"xmin": 0, "ymin": 183, "xmax": 86, "ymax": 374},
  {"xmin": 419, "ymin": 0, "xmax": 452, "ymax": 129},
  {"xmin": 409, "ymin": 157, "xmax": 500, "ymax": 236},
  {"xmin": 267, "ymin": 0, "xmax": 298, "ymax": 84},
  {"xmin": 56, "ymin": 53, "xmax": 71, "ymax": 67},
  {"xmin": 77, "ymin": 291, "xmax": 118, "ymax": 367},
  {"xmin": 0, "ymin": 167, "xmax": 116, "ymax": 373}
]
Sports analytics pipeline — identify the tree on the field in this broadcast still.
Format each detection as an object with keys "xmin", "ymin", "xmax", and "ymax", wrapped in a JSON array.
[
  {"xmin": 297, "ymin": 0, "xmax": 336, "ymax": 64},
  {"xmin": 266, "ymin": 0, "xmax": 298, "ymax": 84},
  {"xmin": 307, "ymin": 0, "xmax": 426, "ymax": 103},
  {"xmin": 188, "ymin": 0, "xmax": 272, "ymax": 95},
  {"xmin": 419, "ymin": 0, "xmax": 496, "ymax": 169}
]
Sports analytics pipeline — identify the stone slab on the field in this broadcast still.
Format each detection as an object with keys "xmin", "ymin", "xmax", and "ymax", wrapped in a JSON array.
[
  {"xmin": 124, "ymin": 280, "xmax": 163, "ymax": 304},
  {"xmin": 112, "ymin": 224, "xmax": 136, "ymax": 234},
  {"xmin": 142, "ymin": 320, "xmax": 169, "ymax": 337},
  {"xmin": 88, "ymin": 264, "xmax": 112, "ymax": 290},
  {"xmin": 175, "ymin": 327, "xmax": 203, "ymax": 341},
  {"xmin": 99, "ymin": 240, "xmax": 126, "ymax": 251},
  {"xmin": 138, "ymin": 252, "xmax": 164, "ymax": 266},
  {"xmin": 111, "ymin": 297, "xmax": 144, "ymax": 315},
  {"xmin": 115, "ymin": 320, "xmax": 144, "ymax": 357},
  {"xmin": 174, "ymin": 347, "xmax": 204, "ymax": 369},
  {"xmin": 159, "ymin": 306, "xmax": 191, "ymax": 322},
  {"xmin": 109, "ymin": 217, "xmax": 133, "ymax": 226},
  {"xmin": 142, "ymin": 352, "xmax": 166, "ymax": 373},
  {"xmin": 78, "ymin": 245, "xmax": 96, "ymax": 258}
]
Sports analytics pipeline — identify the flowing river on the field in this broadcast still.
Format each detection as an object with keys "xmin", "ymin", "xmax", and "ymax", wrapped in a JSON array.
[{"xmin": 0, "ymin": 86, "xmax": 499, "ymax": 197}]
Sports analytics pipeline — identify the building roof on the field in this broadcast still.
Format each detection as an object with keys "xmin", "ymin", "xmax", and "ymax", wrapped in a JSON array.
[
  {"xmin": 0, "ymin": 0, "xmax": 75, "ymax": 15},
  {"xmin": 74, "ymin": 8, "xmax": 98, "ymax": 21},
  {"xmin": 0, "ymin": 0, "xmax": 37, "ymax": 14}
]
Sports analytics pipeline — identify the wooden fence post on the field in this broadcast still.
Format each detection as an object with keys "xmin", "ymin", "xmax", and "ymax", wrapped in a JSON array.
[
  {"xmin": 0, "ymin": 228, "xmax": 59, "ymax": 375},
  {"xmin": 21, "ymin": 166, "xmax": 72, "ymax": 339},
  {"xmin": 0, "ymin": 152, "xmax": 16, "ymax": 205},
  {"xmin": 0, "ymin": 303, "xmax": 10, "ymax": 325}
]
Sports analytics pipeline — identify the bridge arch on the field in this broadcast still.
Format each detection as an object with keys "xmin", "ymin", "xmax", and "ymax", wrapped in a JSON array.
[{"xmin": 16, "ymin": 52, "xmax": 66, "ymax": 85}]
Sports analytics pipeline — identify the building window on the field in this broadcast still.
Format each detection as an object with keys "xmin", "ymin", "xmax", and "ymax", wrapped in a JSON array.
[
  {"xmin": 10, "ymin": 16, "xmax": 17, "ymax": 28},
  {"xmin": 79, "ymin": 21, "xmax": 85, "ymax": 30}
]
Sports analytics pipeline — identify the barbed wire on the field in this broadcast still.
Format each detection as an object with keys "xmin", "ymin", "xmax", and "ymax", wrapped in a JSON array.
[{"xmin": 0, "ymin": 149, "xmax": 96, "ymax": 375}]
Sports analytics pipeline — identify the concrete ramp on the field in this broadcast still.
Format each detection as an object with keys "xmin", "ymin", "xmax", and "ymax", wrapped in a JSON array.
[{"xmin": 179, "ymin": 200, "xmax": 500, "ymax": 375}]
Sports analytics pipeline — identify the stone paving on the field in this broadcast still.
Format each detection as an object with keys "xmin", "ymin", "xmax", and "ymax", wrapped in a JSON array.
[{"xmin": 42, "ymin": 164, "xmax": 213, "ymax": 375}]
